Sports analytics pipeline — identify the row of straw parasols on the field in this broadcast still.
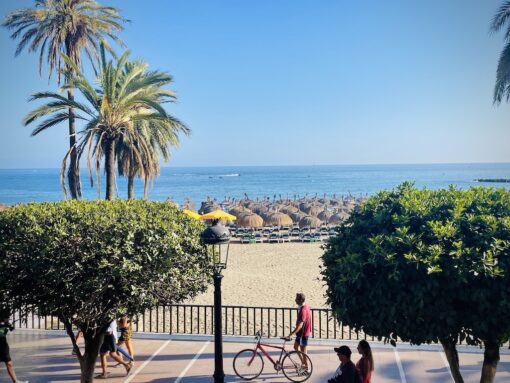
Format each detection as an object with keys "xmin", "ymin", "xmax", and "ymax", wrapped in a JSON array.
[{"xmin": 196, "ymin": 195, "xmax": 357, "ymax": 228}]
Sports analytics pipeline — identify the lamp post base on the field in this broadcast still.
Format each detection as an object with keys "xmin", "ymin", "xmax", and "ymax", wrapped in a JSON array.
[{"xmin": 213, "ymin": 272, "xmax": 224, "ymax": 383}]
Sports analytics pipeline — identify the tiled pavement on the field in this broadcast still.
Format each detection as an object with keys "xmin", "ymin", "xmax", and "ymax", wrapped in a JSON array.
[{"xmin": 2, "ymin": 330, "xmax": 510, "ymax": 383}]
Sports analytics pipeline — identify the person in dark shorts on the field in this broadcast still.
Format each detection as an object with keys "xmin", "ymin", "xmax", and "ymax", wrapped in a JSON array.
[
  {"xmin": 287, "ymin": 293, "xmax": 311, "ymax": 372},
  {"xmin": 0, "ymin": 319, "xmax": 28, "ymax": 383},
  {"xmin": 97, "ymin": 320, "xmax": 132, "ymax": 379}
]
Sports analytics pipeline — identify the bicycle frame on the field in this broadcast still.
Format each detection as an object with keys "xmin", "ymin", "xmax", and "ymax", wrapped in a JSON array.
[{"xmin": 249, "ymin": 336, "xmax": 291, "ymax": 370}]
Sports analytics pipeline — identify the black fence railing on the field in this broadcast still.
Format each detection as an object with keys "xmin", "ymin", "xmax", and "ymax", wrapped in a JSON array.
[{"xmin": 11, "ymin": 304, "xmax": 366, "ymax": 340}]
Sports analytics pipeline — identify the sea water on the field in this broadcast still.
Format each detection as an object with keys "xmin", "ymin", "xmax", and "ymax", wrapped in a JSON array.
[{"xmin": 0, "ymin": 163, "xmax": 509, "ymax": 206}]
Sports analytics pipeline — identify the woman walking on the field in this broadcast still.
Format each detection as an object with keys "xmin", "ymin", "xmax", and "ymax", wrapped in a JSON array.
[
  {"xmin": 0, "ymin": 318, "xmax": 28, "ymax": 383},
  {"xmin": 356, "ymin": 340, "xmax": 374, "ymax": 383}
]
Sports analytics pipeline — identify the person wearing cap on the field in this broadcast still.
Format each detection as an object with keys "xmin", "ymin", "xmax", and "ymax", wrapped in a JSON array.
[
  {"xmin": 328, "ymin": 345, "xmax": 358, "ymax": 383},
  {"xmin": 287, "ymin": 293, "xmax": 311, "ymax": 371}
]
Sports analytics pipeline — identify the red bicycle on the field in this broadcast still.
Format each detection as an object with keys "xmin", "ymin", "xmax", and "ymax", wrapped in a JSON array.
[{"xmin": 233, "ymin": 331, "xmax": 313, "ymax": 382}]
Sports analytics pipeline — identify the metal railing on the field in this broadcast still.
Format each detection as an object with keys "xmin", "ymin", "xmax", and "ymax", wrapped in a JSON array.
[{"xmin": 12, "ymin": 304, "xmax": 364, "ymax": 340}]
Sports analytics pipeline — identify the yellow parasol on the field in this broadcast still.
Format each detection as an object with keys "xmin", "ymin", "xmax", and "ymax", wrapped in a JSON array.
[
  {"xmin": 183, "ymin": 209, "xmax": 201, "ymax": 219},
  {"xmin": 199, "ymin": 209, "xmax": 237, "ymax": 221}
]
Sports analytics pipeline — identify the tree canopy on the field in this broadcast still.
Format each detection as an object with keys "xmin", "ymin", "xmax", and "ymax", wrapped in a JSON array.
[
  {"xmin": 0, "ymin": 200, "xmax": 210, "ymax": 382},
  {"xmin": 322, "ymin": 183, "xmax": 510, "ymax": 383}
]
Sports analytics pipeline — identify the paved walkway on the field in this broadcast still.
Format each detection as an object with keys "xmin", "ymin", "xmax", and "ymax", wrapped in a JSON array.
[{"xmin": 2, "ymin": 330, "xmax": 510, "ymax": 382}]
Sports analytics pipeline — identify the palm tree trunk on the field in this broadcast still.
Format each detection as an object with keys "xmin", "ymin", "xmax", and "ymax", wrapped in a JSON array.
[
  {"xmin": 67, "ymin": 91, "xmax": 79, "ymax": 199},
  {"xmin": 480, "ymin": 340, "xmax": 500, "ymax": 383},
  {"xmin": 65, "ymin": 42, "xmax": 79, "ymax": 200},
  {"xmin": 439, "ymin": 337, "xmax": 464, "ymax": 383},
  {"xmin": 105, "ymin": 139, "xmax": 116, "ymax": 201},
  {"xmin": 127, "ymin": 175, "xmax": 135, "ymax": 199}
]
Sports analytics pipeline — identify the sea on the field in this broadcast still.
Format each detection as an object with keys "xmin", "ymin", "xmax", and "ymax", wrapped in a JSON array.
[{"xmin": 0, "ymin": 163, "xmax": 510, "ymax": 206}]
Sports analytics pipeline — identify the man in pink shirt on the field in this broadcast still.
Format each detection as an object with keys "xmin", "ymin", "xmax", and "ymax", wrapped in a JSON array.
[{"xmin": 288, "ymin": 292, "xmax": 311, "ymax": 371}]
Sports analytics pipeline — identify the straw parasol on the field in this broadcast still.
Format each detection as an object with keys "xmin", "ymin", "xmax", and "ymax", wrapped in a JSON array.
[
  {"xmin": 266, "ymin": 212, "xmax": 293, "ymax": 227},
  {"xmin": 280, "ymin": 205, "xmax": 299, "ymax": 214},
  {"xmin": 299, "ymin": 215, "xmax": 322, "ymax": 229},
  {"xmin": 318, "ymin": 209, "xmax": 333, "ymax": 222},
  {"xmin": 237, "ymin": 212, "xmax": 264, "ymax": 228},
  {"xmin": 229, "ymin": 206, "xmax": 250, "ymax": 217},
  {"xmin": 329, "ymin": 211, "xmax": 349, "ymax": 224}
]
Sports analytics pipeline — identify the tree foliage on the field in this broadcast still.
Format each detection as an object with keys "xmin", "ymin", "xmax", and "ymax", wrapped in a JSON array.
[
  {"xmin": 3, "ymin": 0, "xmax": 127, "ymax": 199},
  {"xmin": 24, "ymin": 46, "xmax": 189, "ymax": 200},
  {"xmin": 0, "ymin": 200, "xmax": 209, "ymax": 382},
  {"xmin": 322, "ymin": 183, "xmax": 510, "ymax": 383}
]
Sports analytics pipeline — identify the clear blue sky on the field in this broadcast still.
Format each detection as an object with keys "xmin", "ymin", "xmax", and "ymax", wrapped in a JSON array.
[{"xmin": 0, "ymin": 0, "xmax": 509, "ymax": 168}]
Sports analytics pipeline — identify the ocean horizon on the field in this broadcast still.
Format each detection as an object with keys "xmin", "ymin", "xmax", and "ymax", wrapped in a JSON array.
[{"xmin": 1, "ymin": 162, "xmax": 510, "ymax": 206}]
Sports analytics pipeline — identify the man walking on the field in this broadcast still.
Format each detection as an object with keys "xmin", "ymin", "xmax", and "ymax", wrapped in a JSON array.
[{"xmin": 287, "ymin": 292, "xmax": 311, "ymax": 372}]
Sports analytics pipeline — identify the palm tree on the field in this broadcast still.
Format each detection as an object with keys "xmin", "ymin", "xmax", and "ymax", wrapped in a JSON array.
[
  {"xmin": 117, "ymin": 116, "xmax": 185, "ymax": 199},
  {"xmin": 24, "ymin": 46, "xmax": 189, "ymax": 201},
  {"xmin": 490, "ymin": 1, "xmax": 510, "ymax": 104},
  {"xmin": 3, "ymin": 0, "xmax": 126, "ymax": 199}
]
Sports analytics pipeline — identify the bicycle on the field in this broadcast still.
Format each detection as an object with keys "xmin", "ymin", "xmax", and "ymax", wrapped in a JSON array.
[{"xmin": 233, "ymin": 331, "xmax": 313, "ymax": 382}]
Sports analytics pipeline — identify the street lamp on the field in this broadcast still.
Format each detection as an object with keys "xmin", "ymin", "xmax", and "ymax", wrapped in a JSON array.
[{"xmin": 201, "ymin": 219, "xmax": 230, "ymax": 383}]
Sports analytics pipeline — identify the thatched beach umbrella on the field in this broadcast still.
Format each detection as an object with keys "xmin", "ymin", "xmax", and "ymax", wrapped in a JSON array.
[
  {"xmin": 0, "ymin": 204, "xmax": 9, "ymax": 212},
  {"xmin": 237, "ymin": 212, "xmax": 264, "ymax": 228},
  {"xmin": 182, "ymin": 197, "xmax": 195, "ymax": 211},
  {"xmin": 329, "ymin": 211, "xmax": 349, "ymax": 224},
  {"xmin": 198, "ymin": 200, "xmax": 220, "ymax": 215},
  {"xmin": 266, "ymin": 212, "xmax": 293, "ymax": 227},
  {"xmin": 229, "ymin": 206, "xmax": 250, "ymax": 217},
  {"xmin": 318, "ymin": 209, "xmax": 333, "ymax": 222},
  {"xmin": 299, "ymin": 215, "xmax": 322, "ymax": 229},
  {"xmin": 280, "ymin": 205, "xmax": 299, "ymax": 215}
]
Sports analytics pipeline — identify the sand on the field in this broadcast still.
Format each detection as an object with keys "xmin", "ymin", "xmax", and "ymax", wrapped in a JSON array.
[{"xmin": 186, "ymin": 242, "xmax": 329, "ymax": 308}]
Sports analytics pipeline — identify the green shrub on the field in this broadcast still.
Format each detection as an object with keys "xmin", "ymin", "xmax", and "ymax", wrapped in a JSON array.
[
  {"xmin": 322, "ymin": 183, "xmax": 510, "ymax": 383},
  {"xmin": 0, "ymin": 200, "xmax": 209, "ymax": 382}
]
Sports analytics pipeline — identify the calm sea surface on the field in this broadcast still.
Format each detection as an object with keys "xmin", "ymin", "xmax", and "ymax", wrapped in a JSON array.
[{"xmin": 0, "ymin": 163, "xmax": 509, "ymax": 206}]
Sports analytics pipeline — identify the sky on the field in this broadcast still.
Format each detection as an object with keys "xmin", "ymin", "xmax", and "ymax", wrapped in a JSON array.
[{"xmin": 0, "ymin": 0, "xmax": 509, "ymax": 168}]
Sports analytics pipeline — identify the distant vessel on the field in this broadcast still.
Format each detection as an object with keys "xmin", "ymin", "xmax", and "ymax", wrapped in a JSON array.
[{"xmin": 475, "ymin": 178, "xmax": 510, "ymax": 183}]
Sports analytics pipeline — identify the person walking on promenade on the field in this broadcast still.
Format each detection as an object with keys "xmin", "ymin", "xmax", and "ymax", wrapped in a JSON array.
[
  {"xmin": 328, "ymin": 345, "xmax": 359, "ymax": 383},
  {"xmin": 287, "ymin": 292, "xmax": 311, "ymax": 372},
  {"xmin": 0, "ymin": 318, "xmax": 28, "ymax": 383},
  {"xmin": 356, "ymin": 340, "xmax": 374, "ymax": 383},
  {"xmin": 117, "ymin": 316, "xmax": 135, "ymax": 361},
  {"xmin": 97, "ymin": 320, "xmax": 132, "ymax": 379}
]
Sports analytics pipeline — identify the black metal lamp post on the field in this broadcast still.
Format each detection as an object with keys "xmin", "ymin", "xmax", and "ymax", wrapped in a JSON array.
[{"xmin": 201, "ymin": 219, "xmax": 230, "ymax": 383}]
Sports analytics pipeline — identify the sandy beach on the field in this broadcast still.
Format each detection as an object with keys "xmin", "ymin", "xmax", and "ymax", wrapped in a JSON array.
[{"xmin": 186, "ymin": 242, "xmax": 329, "ymax": 308}]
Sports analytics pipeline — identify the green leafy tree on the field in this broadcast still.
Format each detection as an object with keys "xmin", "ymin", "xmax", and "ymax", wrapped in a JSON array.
[
  {"xmin": 24, "ymin": 46, "xmax": 188, "ymax": 200},
  {"xmin": 0, "ymin": 200, "xmax": 210, "ymax": 383},
  {"xmin": 2, "ymin": 0, "xmax": 127, "ymax": 199},
  {"xmin": 322, "ymin": 183, "xmax": 510, "ymax": 383}
]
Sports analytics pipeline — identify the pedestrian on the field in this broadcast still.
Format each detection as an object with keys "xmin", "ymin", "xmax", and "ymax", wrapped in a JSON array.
[
  {"xmin": 96, "ymin": 320, "xmax": 132, "ymax": 379},
  {"xmin": 0, "ymin": 318, "xmax": 28, "ymax": 383},
  {"xmin": 356, "ymin": 340, "xmax": 374, "ymax": 383},
  {"xmin": 117, "ymin": 316, "xmax": 135, "ymax": 361},
  {"xmin": 328, "ymin": 345, "xmax": 360, "ymax": 383},
  {"xmin": 287, "ymin": 292, "xmax": 311, "ymax": 373}
]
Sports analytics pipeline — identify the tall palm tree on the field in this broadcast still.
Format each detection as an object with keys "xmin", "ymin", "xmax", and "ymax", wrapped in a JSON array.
[
  {"xmin": 3, "ymin": 0, "xmax": 126, "ymax": 199},
  {"xmin": 24, "ymin": 46, "xmax": 188, "ymax": 201},
  {"xmin": 117, "ymin": 117, "xmax": 184, "ymax": 199},
  {"xmin": 491, "ymin": 1, "xmax": 510, "ymax": 104}
]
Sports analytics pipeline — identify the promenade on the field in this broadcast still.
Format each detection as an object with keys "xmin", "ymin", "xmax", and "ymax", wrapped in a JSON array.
[{"xmin": 3, "ymin": 330, "xmax": 510, "ymax": 383}]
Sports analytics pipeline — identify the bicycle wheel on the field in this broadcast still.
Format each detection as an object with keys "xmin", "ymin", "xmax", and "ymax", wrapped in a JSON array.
[
  {"xmin": 281, "ymin": 350, "xmax": 313, "ymax": 382},
  {"xmin": 233, "ymin": 348, "xmax": 264, "ymax": 380}
]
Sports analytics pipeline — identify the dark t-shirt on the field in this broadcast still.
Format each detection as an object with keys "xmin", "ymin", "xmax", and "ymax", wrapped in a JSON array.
[{"xmin": 328, "ymin": 360, "xmax": 357, "ymax": 383}]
